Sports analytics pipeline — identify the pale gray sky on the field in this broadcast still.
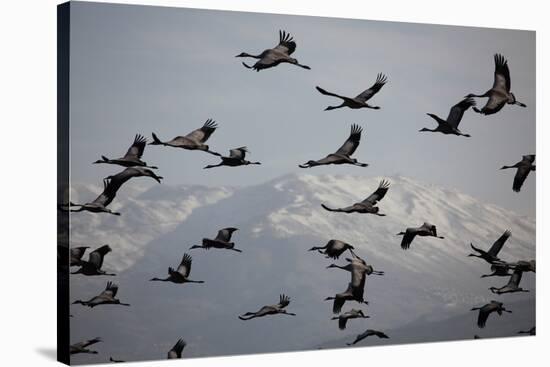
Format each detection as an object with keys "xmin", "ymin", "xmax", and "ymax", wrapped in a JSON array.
[{"xmin": 69, "ymin": 1, "xmax": 535, "ymax": 216}]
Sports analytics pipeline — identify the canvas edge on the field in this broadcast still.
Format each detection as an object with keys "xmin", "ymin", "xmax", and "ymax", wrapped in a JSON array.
[{"xmin": 57, "ymin": 1, "xmax": 71, "ymax": 365}]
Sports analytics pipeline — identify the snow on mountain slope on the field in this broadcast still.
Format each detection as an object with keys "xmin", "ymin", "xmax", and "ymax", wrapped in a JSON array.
[
  {"xmin": 69, "ymin": 173, "xmax": 535, "ymax": 286},
  {"xmin": 253, "ymin": 174, "xmax": 535, "ymax": 314},
  {"xmin": 69, "ymin": 182, "xmax": 234, "ymax": 271},
  {"xmin": 69, "ymin": 173, "xmax": 535, "ymax": 363},
  {"xmin": 255, "ymin": 174, "xmax": 534, "ymax": 271}
]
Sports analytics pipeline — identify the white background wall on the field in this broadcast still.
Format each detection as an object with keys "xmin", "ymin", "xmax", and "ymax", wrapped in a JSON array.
[{"xmin": 0, "ymin": 0, "xmax": 546, "ymax": 366}]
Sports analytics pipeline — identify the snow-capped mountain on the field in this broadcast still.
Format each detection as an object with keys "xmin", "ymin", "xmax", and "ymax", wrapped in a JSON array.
[
  {"xmin": 69, "ymin": 173, "xmax": 535, "ymax": 364},
  {"xmin": 69, "ymin": 182, "xmax": 234, "ymax": 271}
]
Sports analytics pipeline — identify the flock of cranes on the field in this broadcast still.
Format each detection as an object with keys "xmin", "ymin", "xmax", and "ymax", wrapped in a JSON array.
[
  {"xmin": 468, "ymin": 229, "xmax": 535, "ymax": 330},
  {"xmin": 62, "ymin": 29, "xmax": 535, "ymax": 362}
]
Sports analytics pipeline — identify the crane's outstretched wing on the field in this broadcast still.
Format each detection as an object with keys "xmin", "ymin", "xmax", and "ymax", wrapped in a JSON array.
[
  {"xmin": 400, "ymin": 229, "xmax": 416, "ymax": 250},
  {"xmin": 94, "ymin": 178, "xmax": 121, "ymax": 207},
  {"xmin": 333, "ymin": 284, "xmax": 353, "ymax": 314},
  {"xmin": 229, "ymin": 147, "xmax": 248, "ymax": 160},
  {"xmin": 476, "ymin": 54, "xmax": 511, "ymax": 115},
  {"xmin": 350, "ymin": 262, "xmax": 367, "ymax": 289},
  {"xmin": 185, "ymin": 119, "xmax": 218, "ymax": 143},
  {"xmin": 273, "ymin": 30, "xmax": 296, "ymax": 55},
  {"xmin": 362, "ymin": 180, "xmax": 390, "ymax": 205},
  {"xmin": 373, "ymin": 331, "xmax": 389, "ymax": 338},
  {"xmin": 70, "ymin": 247, "xmax": 89, "ymax": 264},
  {"xmin": 315, "ymin": 86, "xmax": 352, "ymax": 101},
  {"xmin": 176, "ymin": 253, "xmax": 192, "ymax": 277},
  {"xmin": 508, "ymin": 269, "xmax": 524, "ymax": 287},
  {"xmin": 338, "ymin": 316, "xmax": 349, "ymax": 330},
  {"xmin": 493, "ymin": 53, "xmax": 511, "ymax": 92},
  {"xmin": 351, "ymin": 273, "xmax": 366, "ymax": 301},
  {"xmin": 168, "ymin": 339, "xmax": 186, "ymax": 359},
  {"xmin": 348, "ymin": 332, "xmax": 366, "ymax": 345},
  {"xmin": 88, "ymin": 245, "xmax": 111, "ymax": 269},
  {"xmin": 332, "ymin": 296, "xmax": 346, "ymax": 315},
  {"xmin": 278, "ymin": 294, "xmax": 291, "ymax": 309},
  {"xmin": 123, "ymin": 134, "xmax": 147, "ymax": 160},
  {"xmin": 355, "ymin": 73, "xmax": 387, "ymax": 102},
  {"xmin": 334, "ymin": 124, "xmax": 362, "ymax": 157},
  {"xmin": 477, "ymin": 308, "xmax": 490, "ymax": 328},
  {"xmin": 447, "ymin": 98, "xmax": 475, "ymax": 128},
  {"xmin": 421, "ymin": 222, "xmax": 438, "ymax": 236},
  {"xmin": 101, "ymin": 281, "xmax": 118, "ymax": 298},
  {"xmin": 478, "ymin": 96, "xmax": 506, "ymax": 115},
  {"xmin": 488, "ymin": 230, "xmax": 511, "ymax": 257},
  {"xmin": 513, "ymin": 166, "xmax": 532, "ymax": 192},
  {"xmin": 214, "ymin": 227, "xmax": 238, "ymax": 242}
]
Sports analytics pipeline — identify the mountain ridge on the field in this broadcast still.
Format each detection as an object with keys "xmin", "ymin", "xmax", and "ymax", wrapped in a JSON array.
[{"xmin": 69, "ymin": 173, "xmax": 536, "ymax": 362}]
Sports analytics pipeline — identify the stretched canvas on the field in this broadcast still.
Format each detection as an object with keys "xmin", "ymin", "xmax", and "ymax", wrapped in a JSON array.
[{"xmin": 57, "ymin": 1, "xmax": 536, "ymax": 365}]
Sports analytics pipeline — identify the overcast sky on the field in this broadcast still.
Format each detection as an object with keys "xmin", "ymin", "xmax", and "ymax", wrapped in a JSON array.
[{"xmin": 69, "ymin": 2, "xmax": 535, "ymax": 215}]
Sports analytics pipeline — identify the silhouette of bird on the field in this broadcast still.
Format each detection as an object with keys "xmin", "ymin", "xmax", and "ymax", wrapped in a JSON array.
[
  {"xmin": 331, "ymin": 309, "xmax": 370, "ymax": 330},
  {"xmin": 481, "ymin": 263, "xmax": 513, "ymax": 278},
  {"xmin": 397, "ymin": 223, "xmax": 444, "ymax": 250},
  {"xmin": 466, "ymin": 54, "xmax": 526, "ymax": 115},
  {"xmin": 321, "ymin": 180, "xmax": 390, "ymax": 215},
  {"xmin": 325, "ymin": 283, "xmax": 357, "ymax": 314},
  {"xmin": 71, "ymin": 245, "xmax": 115, "ymax": 276},
  {"xmin": 511, "ymin": 259, "xmax": 536, "ymax": 273},
  {"xmin": 517, "ymin": 327, "xmax": 535, "ymax": 336},
  {"xmin": 70, "ymin": 337, "xmax": 102, "ymax": 355},
  {"xmin": 327, "ymin": 256, "xmax": 384, "ymax": 279},
  {"xmin": 167, "ymin": 339, "xmax": 186, "ymax": 359},
  {"xmin": 63, "ymin": 167, "xmax": 161, "ymax": 216},
  {"xmin": 150, "ymin": 119, "xmax": 221, "ymax": 156},
  {"xmin": 316, "ymin": 73, "xmax": 387, "ymax": 111},
  {"xmin": 204, "ymin": 147, "xmax": 261, "ymax": 169},
  {"xmin": 489, "ymin": 269, "xmax": 529, "ymax": 295},
  {"xmin": 239, "ymin": 294, "xmax": 296, "ymax": 320},
  {"xmin": 94, "ymin": 134, "xmax": 157, "ymax": 169},
  {"xmin": 73, "ymin": 281, "xmax": 130, "ymax": 308},
  {"xmin": 109, "ymin": 357, "xmax": 125, "ymax": 363},
  {"xmin": 468, "ymin": 230, "xmax": 511, "ymax": 264},
  {"xmin": 419, "ymin": 97, "xmax": 475, "ymax": 137},
  {"xmin": 327, "ymin": 256, "xmax": 383, "ymax": 305},
  {"xmin": 105, "ymin": 167, "xmax": 163, "ymax": 188},
  {"xmin": 60, "ymin": 178, "xmax": 122, "ymax": 216},
  {"xmin": 70, "ymin": 246, "xmax": 90, "ymax": 267},
  {"xmin": 308, "ymin": 239, "xmax": 357, "ymax": 259},
  {"xmin": 299, "ymin": 124, "xmax": 368, "ymax": 168},
  {"xmin": 236, "ymin": 30, "xmax": 310, "ymax": 71},
  {"xmin": 150, "ymin": 253, "xmax": 204, "ymax": 284},
  {"xmin": 189, "ymin": 228, "xmax": 242, "ymax": 252},
  {"xmin": 500, "ymin": 155, "xmax": 535, "ymax": 192},
  {"xmin": 471, "ymin": 300, "xmax": 511, "ymax": 328},
  {"xmin": 347, "ymin": 329, "xmax": 389, "ymax": 345}
]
